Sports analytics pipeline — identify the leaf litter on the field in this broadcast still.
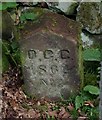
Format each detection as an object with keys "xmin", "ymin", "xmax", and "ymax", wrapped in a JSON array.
[{"xmin": 1, "ymin": 67, "xmax": 89, "ymax": 119}]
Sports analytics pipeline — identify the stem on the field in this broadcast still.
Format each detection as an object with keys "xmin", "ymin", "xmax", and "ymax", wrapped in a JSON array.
[{"xmin": 3, "ymin": 42, "xmax": 18, "ymax": 67}]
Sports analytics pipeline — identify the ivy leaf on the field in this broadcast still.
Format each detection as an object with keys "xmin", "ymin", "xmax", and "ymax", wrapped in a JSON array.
[
  {"xmin": 20, "ymin": 12, "xmax": 37, "ymax": 22},
  {"xmin": 75, "ymin": 95, "xmax": 84, "ymax": 110},
  {"xmin": 11, "ymin": 41, "xmax": 19, "ymax": 50},
  {"xmin": 0, "ymin": 2, "xmax": 18, "ymax": 11},
  {"xmin": 84, "ymin": 85, "xmax": 100, "ymax": 95},
  {"xmin": 83, "ymin": 48, "xmax": 101, "ymax": 61},
  {"xmin": 0, "ymin": 3, "xmax": 7, "ymax": 11},
  {"xmin": 20, "ymin": 14, "xmax": 26, "ymax": 22},
  {"xmin": 6, "ymin": 2, "xmax": 18, "ymax": 8},
  {"xmin": 24, "ymin": 12, "xmax": 35, "ymax": 20}
]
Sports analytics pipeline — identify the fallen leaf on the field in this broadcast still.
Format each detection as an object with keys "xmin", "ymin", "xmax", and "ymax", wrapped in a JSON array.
[
  {"xmin": 67, "ymin": 103, "xmax": 74, "ymax": 111},
  {"xmin": 27, "ymin": 109, "xmax": 36, "ymax": 118},
  {"xmin": 58, "ymin": 107, "xmax": 66, "ymax": 117},
  {"xmin": 37, "ymin": 101, "xmax": 41, "ymax": 106},
  {"xmin": 77, "ymin": 116, "xmax": 88, "ymax": 120},
  {"xmin": 48, "ymin": 110, "xmax": 57, "ymax": 117},
  {"xmin": 62, "ymin": 112, "xmax": 70, "ymax": 118},
  {"xmin": 84, "ymin": 101, "xmax": 94, "ymax": 107}
]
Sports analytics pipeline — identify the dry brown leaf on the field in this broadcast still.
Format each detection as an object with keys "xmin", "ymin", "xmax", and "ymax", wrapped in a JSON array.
[
  {"xmin": 37, "ymin": 101, "xmax": 41, "ymax": 106},
  {"xmin": 10, "ymin": 99, "xmax": 19, "ymax": 111},
  {"xmin": 35, "ymin": 113, "xmax": 41, "ymax": 118},
  {"xmin": 67, "ymin": 103, "xmax": 74, "ymax": 111},
  {"xmin": 62, "ymin": 112, "xmax": 70, "ymax": 118},
  {"xmin": 77, "ymin": 116, "xmax": 88, "ymax": 120},
  {"xmin": 78, "ymin": 109, "xmax": 87, "ymax": 117},
  {"xmin": 58, "ymin": 107, "xmax": 66, "ymax": 117},
  {"xmin": 27, "ymin": 109, "xmax": 36, "ymax": 118},
  {"xmin": 84, "ymin": 101, "xmax": 94, "ymax": 107},
  {"xmin": 48, "ymin": 110, "xmax": 57, "ymax": 117}
]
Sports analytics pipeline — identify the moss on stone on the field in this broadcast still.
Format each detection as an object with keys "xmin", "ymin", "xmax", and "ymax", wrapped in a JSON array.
[
  {"xmin": 2, "ymin": 10, "xmax": 18, "ymax": 40},
  {"xmin": 66, "ymin": 2, "xmax": 78, "ymax": 15},
  {"xmin": 77, "ymin": 2, "xmax": 102, "ymax": 34},
  {"xmin": 77, "ymin": 26, "xmax": 84, "ymax": 90}
]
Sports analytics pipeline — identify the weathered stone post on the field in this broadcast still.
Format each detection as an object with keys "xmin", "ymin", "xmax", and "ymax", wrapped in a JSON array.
[{"xmin": 19, "ymin": 9, "xmax": 83, "ymax": 100}]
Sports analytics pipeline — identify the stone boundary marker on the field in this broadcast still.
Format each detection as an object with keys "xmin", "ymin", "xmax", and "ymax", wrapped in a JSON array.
[{"xmin": 19, "ymin": 8, "xmax": 83, "ymax": 100}]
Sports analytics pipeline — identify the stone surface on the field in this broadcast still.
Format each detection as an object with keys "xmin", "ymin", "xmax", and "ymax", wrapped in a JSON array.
[
  {"xmin": 20, "ymin": 9, "xmax": 83, "ymax": 100},
  {"xmin": 2, "ymin": 10, "xmax": 14, "ymax": 40},
  {"xmin": 81, "ymin": 31, "xmax": 102, "ymax": 48},
  {"xmin": 76, "ymin": 2, "xmax": 102, "ymax": 34},
  {"xmin": 56, "ymin": 2, "xmax": 78, "ymax": 15},
  {"xmin": 48, "ymin": 2, "xmax": 78, "ymax": 15},
  {"xmin": 1, "ymin": 10, "xmax": 18, "ymax": 41}
]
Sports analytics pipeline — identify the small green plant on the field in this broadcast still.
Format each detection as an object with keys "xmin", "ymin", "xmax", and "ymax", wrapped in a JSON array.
[
  {"xmin": 2, "ymin": 40, "xmax": 21, "ymax": 70},
  {"xmin": 73, "ymin": 85, "xmax": 99, "ymax": 119},
  {"xmin": 75, "ymin": 95, "xmax": 84, "ymax": 110},
  {"xmin": 20, "ymin": 12, "xmax": 37, "ymax": 22},
  {"xmin": 83, "ymin": 48, "xmax": 101, "ymax": 61},
  {"xmin": 70, "ymin": 109, "xmax": 79, "ymax": 120},
  {"xmin": 83, "ymin": 85, "xmax": 100, "ymax": 95},
  {"xmin": 0, "ymin": 2, "xmax": 18, "ymax": 11},
  {"xmin": 75, "ymin": 85, "xmax": 99, "ymax": 110}
]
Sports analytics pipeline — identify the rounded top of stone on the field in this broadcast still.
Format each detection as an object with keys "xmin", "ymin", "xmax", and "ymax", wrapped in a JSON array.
[{"xmin": 20, "ymin": 8, "xmax": 81, "ymax": 43}]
